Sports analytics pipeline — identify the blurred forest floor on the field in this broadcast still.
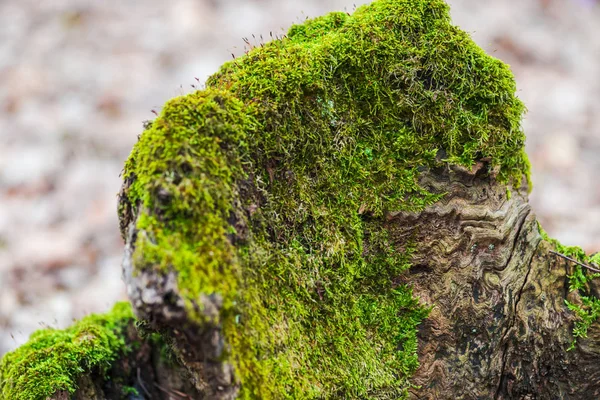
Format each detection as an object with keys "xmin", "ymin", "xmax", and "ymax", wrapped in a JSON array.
[{"xmin": 1, "ymin": 0, "xmax": 599, "ymax": 355}]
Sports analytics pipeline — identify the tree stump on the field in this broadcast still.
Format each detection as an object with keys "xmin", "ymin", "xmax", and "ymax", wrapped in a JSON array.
[{"xmin": 2, "ymin": 0, "xmax": 599, "ymax": 399}]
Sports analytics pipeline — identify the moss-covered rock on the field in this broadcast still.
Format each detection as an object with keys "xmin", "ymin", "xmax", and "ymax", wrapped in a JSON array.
[
  {"xmin": 0, "ymin": 303, "xmax": 134, "ymax": 400},
  {"xmin": 118, "ymin": 0, "xmax": 529, "ymax": 397}
]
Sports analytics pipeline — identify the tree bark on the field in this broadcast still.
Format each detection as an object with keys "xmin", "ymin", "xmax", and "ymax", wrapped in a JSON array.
[
  {"xmin": 117, "ymin": 161, "xmax": 600, "ymax": 399},
  {"xmin": 390, "ymin": 163, "xmax": 600, "ymax": 399}
]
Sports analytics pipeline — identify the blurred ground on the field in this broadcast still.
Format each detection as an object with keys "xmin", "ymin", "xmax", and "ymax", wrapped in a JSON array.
[{"xmin": 1, "ymin": 0, "xmax": 599, "ymax": 356}]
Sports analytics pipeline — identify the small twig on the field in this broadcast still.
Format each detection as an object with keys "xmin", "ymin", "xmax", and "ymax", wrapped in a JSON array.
[
  {"xmin": 137, "ymin": 367, "xmax": 151, "ymax": 398},
  {"xmin": 549, "ymin": 250, "xmax": 600, "ymax": 273},
  {"xmin": 153, "ymin": 382, "xmax": 191, "ymax": 399},
  {"xmin": 171, "ymin": 388, "xmax": 193, "ymax": 398}
]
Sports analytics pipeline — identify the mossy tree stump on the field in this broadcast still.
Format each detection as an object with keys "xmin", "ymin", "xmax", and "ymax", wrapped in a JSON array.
[{"xmin": 2, "ymin": 0, "xmax": 600, "ymax": 399}]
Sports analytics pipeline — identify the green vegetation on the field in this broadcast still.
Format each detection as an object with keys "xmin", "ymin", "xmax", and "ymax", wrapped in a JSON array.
[
  {"xmin": 122, "ymin": 385, "xmax": 140, "ymax": 397},
  {"xmin": 118, "ymin": 0, "xmax": 530, "ymax": 397},
  {"xmin": 0, "ymin": 302, "xmax": 134, "ymax": 400},
  {"xmin": 540, "ymin": 227, "xmax": 600, "ymax": 347}
]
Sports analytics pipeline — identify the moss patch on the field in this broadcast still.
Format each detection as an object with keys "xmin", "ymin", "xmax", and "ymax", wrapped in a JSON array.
[
  {"xmin": 120, "ymin": 0, "xmax": 528, "ymax": 397},
  {"xmin": 540, "ymin": 227, "xmax": 600, "ymax": 346},
  {"xmin": 0, "ymin": 302, "xmax": 134, "ymax": 400}
]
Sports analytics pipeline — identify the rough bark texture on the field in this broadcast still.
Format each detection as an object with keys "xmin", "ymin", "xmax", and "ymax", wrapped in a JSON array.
[{"xmin": 391, "ymin": 163, "xmax": 600, "ymax": 399}]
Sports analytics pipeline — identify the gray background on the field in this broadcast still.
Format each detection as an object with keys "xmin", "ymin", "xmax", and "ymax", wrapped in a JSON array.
[{"xmin": 1, "ymin": 0, "xmax": 599, "ymax": 356}]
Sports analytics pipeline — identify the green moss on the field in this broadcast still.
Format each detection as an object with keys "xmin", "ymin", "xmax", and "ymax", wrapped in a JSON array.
[
  {"xmin": 122, "ymin": 385, "xmax": 140, "ymax": 396},
  {"xmin": 539, "ymin": 226, "xmax": 600, "ymax": 346},
  {"xmin": 120, "ymin": 0, "xmax": 528, "ymax": 397},
  {"xmin": 0, "ymin": 302, "xmax": 134, "ymax": 400}
]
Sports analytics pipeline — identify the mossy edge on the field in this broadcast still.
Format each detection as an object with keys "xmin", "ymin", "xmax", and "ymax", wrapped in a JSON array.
[{"xmin": 0, "ymin": 302, "xmax": 134, "ymax": 400}]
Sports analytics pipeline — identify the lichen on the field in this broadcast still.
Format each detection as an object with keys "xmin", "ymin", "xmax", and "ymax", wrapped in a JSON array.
[
  {"xmin": 0, "ymin": 302, "xmax": 134, "ymax": 400},
  {"xmin": 119, "ymin": 0, "xmax": 529, "ymax": 397}
]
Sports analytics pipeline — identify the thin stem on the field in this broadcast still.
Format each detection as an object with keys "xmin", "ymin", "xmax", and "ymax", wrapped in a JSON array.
[
  {"xmin": 153, "ymin": 382, "xmax": 191, "ymax": 399},
  {"xmin": 137, "ymin": 367, "xmax": 151, "ymax": 397},
  {"xmin": 549, "ymin": 250, "xmax": 600, "ymax": 273}
]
